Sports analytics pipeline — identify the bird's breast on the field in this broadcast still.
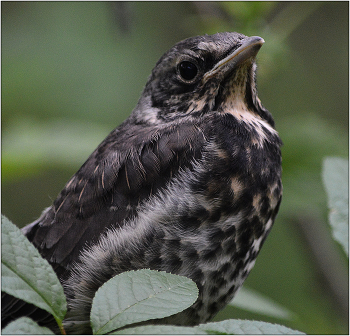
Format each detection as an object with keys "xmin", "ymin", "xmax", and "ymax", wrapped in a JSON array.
[
  {"xmin": 154, "ymin": 117, "xmax": 282, "ymax": 323},
  {"xmin": 64, "ymin": 115, "xmax": 282, "ymax": 330}
]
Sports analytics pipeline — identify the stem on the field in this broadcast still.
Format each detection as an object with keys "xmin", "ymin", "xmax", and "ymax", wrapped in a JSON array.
[{"xmin": 55, "ymin": 318, "xmax": 66, "ymax": 335}]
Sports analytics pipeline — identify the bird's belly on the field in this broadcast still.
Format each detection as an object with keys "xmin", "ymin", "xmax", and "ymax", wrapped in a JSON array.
[
  {"xmin": 151, "ymin": 142, "xmax": 281, "ymax": 324},
  {"xmin": 157, "ymin": 208, "xmax": 275, "ymax": 325}
]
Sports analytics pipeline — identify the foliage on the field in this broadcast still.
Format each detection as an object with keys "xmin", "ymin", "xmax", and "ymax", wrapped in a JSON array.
[
  {"xmin": 90, "ymin": 269, "xmax": 198, "ymax": 334},
  {"xmin": 2, "ymin": 317, "xmax": 55, "ymax": 335},
  {"xmin": 1, "ymin": 215, "xmax": 66, "ymax": 334},
  {"xmin": 117, "ymin": 320, "xmax": 304, "ymax": 335},
  {"xmin": 322, "ymin": 157, "xmax": 349, "ymax": 256}
]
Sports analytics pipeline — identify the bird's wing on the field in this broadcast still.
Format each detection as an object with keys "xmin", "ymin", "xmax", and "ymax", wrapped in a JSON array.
[{"xmin": 24, "ymin": 119, "xmax": 207, "ymax": 270}]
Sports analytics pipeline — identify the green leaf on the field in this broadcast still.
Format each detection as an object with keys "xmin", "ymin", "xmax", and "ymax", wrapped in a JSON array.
[
  {"xmin": 90, "ymin": 269, "xmax": 198, "ymax": 334},
  {"xmin": 113, "ymin": 319, "xmax": 305, "ymax": 335},
  {"xmin": 322, "ymin": 157, "xmax": 349, "ymax": 256},
  {"xmin": 197, "ymin": 319, "xmax": 305, "ymax": 335},
  {"xmin": 2, "ymin": 317, "xmax": 55, "ymax": 335},
  {"xmin": 1, "ymin": 215, "xmax": 67, "ymax": 325},
  {"xmin": 229, "ymin": 287, "xmax": 294, "ymax": 320},
  {"xmin": 112, "ymin": 325, "xmax": 203, "ymax": 334}
]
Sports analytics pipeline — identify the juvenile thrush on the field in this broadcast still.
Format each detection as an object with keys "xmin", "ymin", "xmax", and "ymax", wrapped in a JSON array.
[{"xmin": 2, "ymin": 32, "xmax": 282, "ymax": 334}]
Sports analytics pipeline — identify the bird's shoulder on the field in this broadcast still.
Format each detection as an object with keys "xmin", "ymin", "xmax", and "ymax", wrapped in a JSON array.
[{"xmin": 26, "ymin": 118, "xmax": 209, "ymax": 268}]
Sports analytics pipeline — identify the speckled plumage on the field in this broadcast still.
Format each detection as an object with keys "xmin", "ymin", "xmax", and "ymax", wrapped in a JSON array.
[{"xmin": 2, "ymin": 32, "xmax": 282, "ymax": 334}]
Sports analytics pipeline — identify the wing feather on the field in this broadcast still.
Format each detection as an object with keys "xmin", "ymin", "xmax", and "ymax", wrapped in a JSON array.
[{"xmin": 25, "ymin": 120, "xmax": 206, "ymax": 271}]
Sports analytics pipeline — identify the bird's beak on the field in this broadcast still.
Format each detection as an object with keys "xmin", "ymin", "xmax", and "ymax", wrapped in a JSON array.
[{"xmin": 203, "ymin": 36, "xmax": 264, "ymax": 82}]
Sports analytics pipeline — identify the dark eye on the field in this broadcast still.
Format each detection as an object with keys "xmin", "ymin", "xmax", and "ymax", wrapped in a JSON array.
[{"xmin": 178, "ymin": 61, "xmax": 198, "ymax": 81}]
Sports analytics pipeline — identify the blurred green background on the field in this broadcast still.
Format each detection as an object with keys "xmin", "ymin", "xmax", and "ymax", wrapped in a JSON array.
[{"xmin": 2, "ymin": 2, "xmax": 348, "ymax": 334}]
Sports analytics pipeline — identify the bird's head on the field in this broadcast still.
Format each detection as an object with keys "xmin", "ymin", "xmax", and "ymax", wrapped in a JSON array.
[{"xmin": 132, "ymin": 32, "xmax": 274, "ymax": 126}]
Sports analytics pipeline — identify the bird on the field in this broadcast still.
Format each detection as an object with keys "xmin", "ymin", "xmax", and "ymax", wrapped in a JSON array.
[{"xmin": 2, "ymin": 32, "xmax": 282, "ymax": 334}]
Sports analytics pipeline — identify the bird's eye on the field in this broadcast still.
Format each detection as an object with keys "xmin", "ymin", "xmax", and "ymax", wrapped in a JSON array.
[{"xmin": 178, "ymin": 61, "xmax": 198, "ymax": 81}]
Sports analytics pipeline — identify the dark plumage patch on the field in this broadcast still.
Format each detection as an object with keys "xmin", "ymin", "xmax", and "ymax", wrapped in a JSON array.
[
  {"xmin": 202, "ymin": 242, "xmax": 223, "ymax": 261},
  {"xmin": 222, "ymin": 238, "xmax": 237, "ymax": 255}
]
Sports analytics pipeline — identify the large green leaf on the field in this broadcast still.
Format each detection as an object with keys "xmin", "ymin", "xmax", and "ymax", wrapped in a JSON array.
[
  {"xmin": 1, "ymin": 215, "xmax": 67, "ymax": 325},
  {"xmin": 112, "ymin": 325, "xmax": 203, "ymax": 334},
  {"xmin": 90, "ymin": 269, "xmax": 198, "ymax": 334},
  {"xmin": 197, "ymin": 319, "xmax": 305, "ymax": 334},
  {"xmin": 116, "ymin": 319, "xmax": 305, "ymax": 335},
  {"xmin": 2, "ymin": 317, "xmax": 54, "ymax": 335},
  {"xmin": 322, "ymin": 157, "xmax": 349, "ymax": 256}
]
